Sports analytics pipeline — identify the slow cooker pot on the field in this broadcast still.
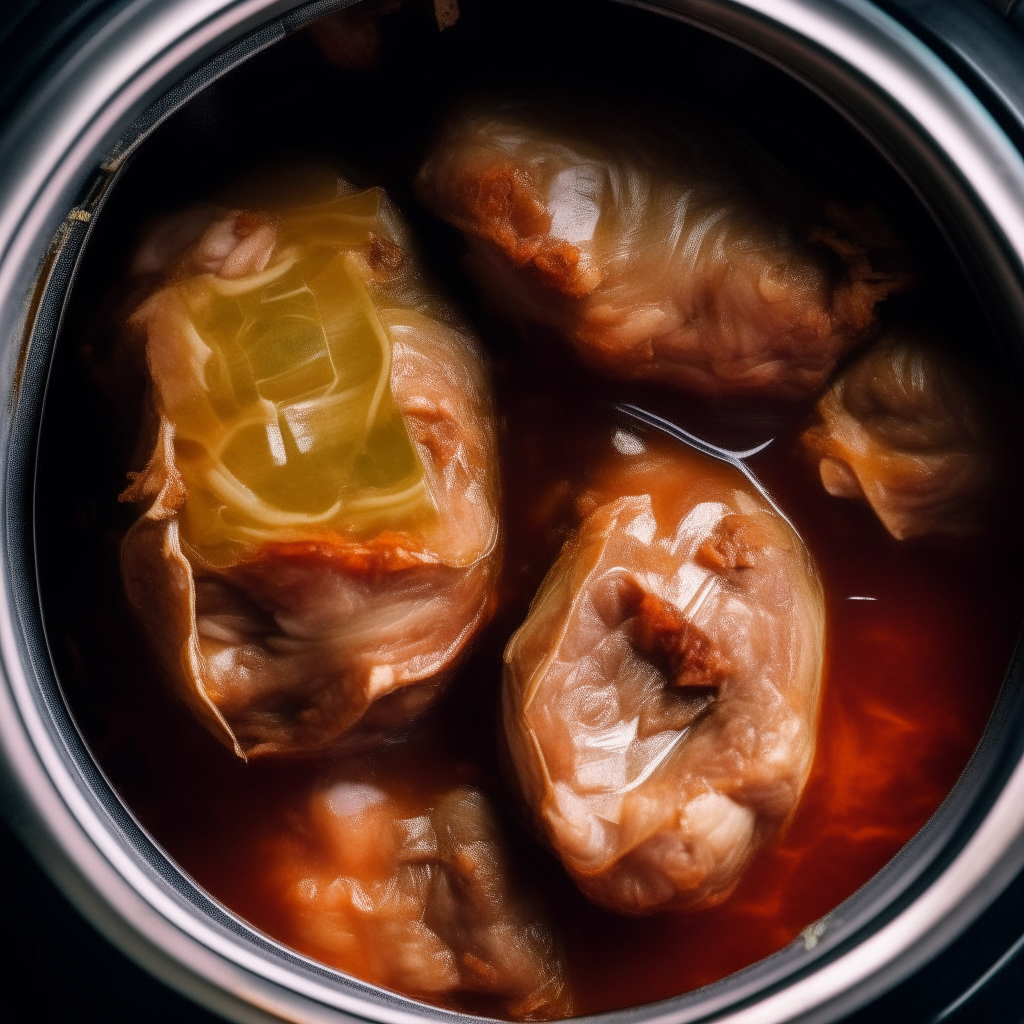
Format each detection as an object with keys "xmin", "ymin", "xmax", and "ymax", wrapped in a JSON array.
[{"xmin": 1, "ymin": 1, "xmax": 1023, "ymax": 1022}]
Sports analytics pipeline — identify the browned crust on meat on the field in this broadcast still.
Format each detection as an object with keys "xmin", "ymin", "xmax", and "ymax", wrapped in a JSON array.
[
  {"xmin": 244, "ymin": 533, "xmax": 438, "ymax": 580},
  {"xmin": 630, "ymin": 592, "xmax": 731, "ymax": 688},
  {"xmin": 810, "ymin": 202, "xmax": 918, "ymax": 337},
  {"xmin": 364, "ymin": 231, "xmax": 405, "ymax": 275},
  {"xmin": 447, "ymin": 161, "xmax": 600, "ymax": 297},
  {"xmin": 696, "ymin": 518, "xmax": 763, "ymax": 573}
]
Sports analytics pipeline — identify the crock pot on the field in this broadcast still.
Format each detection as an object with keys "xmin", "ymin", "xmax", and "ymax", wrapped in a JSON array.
[{"xmin": 1, "ymin": 2, "xmax": 1023, "ymax": 1022}]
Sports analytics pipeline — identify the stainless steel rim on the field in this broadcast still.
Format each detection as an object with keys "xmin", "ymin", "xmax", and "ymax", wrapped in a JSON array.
[{"xmin": 1, "ymin": 2, "xmax": 1023, "ymax": 1023}]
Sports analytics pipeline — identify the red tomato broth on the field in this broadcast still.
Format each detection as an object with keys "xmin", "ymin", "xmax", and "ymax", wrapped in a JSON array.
[
  {"xmin": 32, "ymin": 0, "xmax": 1017, "ymax": 1009},
  {"xmin": 487, "ymin": 396, "xmax": 1018, "ymax": 1014},
  {"xmin": 50, "ymin": 362, "xmax": 1019, "ymax": 1018},
  {"xmin": 585, "ymin": 445, "xmax": 1011, "ymax": 1008}
]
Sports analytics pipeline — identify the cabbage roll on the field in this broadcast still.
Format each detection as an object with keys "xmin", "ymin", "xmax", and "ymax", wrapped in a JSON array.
[
  {"xmin": 120, "ymin": 185, "xmax": 499, "ymax": 759},
  {"xmin": 308, "ymin": 0, "xmax": 458, "ymax": 70},
  {"xmin": 801, "ymin": 332, "xmax": 1000, "ymax": 540},
  {"xmin": 266, "ymin": 775, "xmax": 570, "ymax": 1019},
  {"xmin": 308, "ymin": 1, "xmax": 402, "ymax": 71},
  {"xmin": 416, "ymin": 107, "xmax": 907, "ymax": 399},
  {"xmin": 502, "ymin": 434, "xmax": 825, "ymax": 915}
]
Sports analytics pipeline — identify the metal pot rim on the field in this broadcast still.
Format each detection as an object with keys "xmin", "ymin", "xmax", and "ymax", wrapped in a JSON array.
[{"xmin": 2, "ymin": 2, "xmax": 1024, "ymax": 1023}]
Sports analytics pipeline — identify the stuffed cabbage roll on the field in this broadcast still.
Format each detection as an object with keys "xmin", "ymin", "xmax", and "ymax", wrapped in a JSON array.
[
  {"xmin": 308, "ymin": 1, "xmax": 403, "ymax": 71},
  {"xmin": 502, "ymin": 433, "xmax": 825, "ymax": 915},
  {"xmin": 120, "ymin": 184, "xmax": 500, "ymax": 759},
  {"xmin": 416, "ymin": 106, "xmax": 908, "ymax": 399},
  {"xmin": 265, "ymin": 774, "xmax": 570, "ymax": 1019},
  {"xmin": 801, "ymin": 331, "xmax": 1000, "ymax": 540},
  {"xmin": 308, "ymin": 0, "xmax": 458, "ymax": 70}
]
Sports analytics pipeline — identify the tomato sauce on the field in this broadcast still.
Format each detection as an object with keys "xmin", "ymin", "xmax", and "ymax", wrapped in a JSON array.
[
  {"xmin": 39, "ymin": 351, "xmax": 1019, "ymax": 1017},
  {"xmin": 539, "ymin": 413, "xmax": 1018, "ymax": 1012}
]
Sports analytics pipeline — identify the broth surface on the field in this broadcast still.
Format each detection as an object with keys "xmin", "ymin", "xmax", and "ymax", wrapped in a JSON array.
[{"xmin": 40, "ymin": 371, "xmax": 1018, "ymax": 1016}]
